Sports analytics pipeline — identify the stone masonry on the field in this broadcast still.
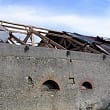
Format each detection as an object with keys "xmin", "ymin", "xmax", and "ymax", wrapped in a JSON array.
[{"xmin": 0, "ymin": 43, "xmax": 110, "ymax": 110}]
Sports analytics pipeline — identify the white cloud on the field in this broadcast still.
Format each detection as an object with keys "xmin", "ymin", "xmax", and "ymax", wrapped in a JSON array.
[{"xmin": 0, "ymin": 5, "xmax": 110, "ymax": 38}]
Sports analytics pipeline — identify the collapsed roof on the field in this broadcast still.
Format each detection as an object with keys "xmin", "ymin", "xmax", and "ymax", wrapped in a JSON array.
[{"xmin": 0, "ymin": 20, "xmax": 110, "ymax": 55}]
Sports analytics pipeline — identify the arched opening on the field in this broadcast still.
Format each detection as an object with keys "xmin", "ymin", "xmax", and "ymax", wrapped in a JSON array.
[
  {"xmin": 42, "ymin": 80, "xmax": 60, "ymax": 91},
  {"xmin": 82, "ymin": 81, "xmax": 93, "ymax": 90}
]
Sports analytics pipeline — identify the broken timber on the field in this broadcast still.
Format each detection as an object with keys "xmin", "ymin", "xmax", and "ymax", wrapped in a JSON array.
[{"xmin": 0, "ymin": 20, "xmax": 110, "ymax": 55}]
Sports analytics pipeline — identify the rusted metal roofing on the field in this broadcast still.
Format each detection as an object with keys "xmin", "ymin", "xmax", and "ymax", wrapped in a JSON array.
[
  {"xmin": 69, "ymin": 33, "xmax": 110, "ymax": 54},
  {"xmin": 0, "ymin": 20, "xmax": 110, "ymax": 55}
]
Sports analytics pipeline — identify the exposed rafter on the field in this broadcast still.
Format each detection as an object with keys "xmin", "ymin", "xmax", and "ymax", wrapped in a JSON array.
[{"xmin": 0, "ymin": 20, "xmax": 110, "ymax": 55}]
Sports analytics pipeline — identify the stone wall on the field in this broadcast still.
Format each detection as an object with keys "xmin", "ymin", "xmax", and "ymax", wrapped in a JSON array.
[{"xmin": 0, "ymin": 44, "xmax": 110, "ymax": 110}]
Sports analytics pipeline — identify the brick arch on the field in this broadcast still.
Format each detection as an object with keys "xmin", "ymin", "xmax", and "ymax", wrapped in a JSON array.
[
  {"xmin": 42, "ymin": 80, "xmax": 60, "ymax": 91},
  {"xmin": 79, "ymin": 79, "xmax": 94, "ymax": 90},
  {"xmin": 38, "ymin": 73, "xmax": 63, "ymax": 91}
]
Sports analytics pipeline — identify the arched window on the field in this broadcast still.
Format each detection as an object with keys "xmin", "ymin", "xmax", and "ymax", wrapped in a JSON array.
[
  {"xmin": 42, "ymin": 80, "xmax": 60, "ymax": 91},
  {"xmin": 81, "ymin": 81, "xmax": 93, "ymax": 90}
]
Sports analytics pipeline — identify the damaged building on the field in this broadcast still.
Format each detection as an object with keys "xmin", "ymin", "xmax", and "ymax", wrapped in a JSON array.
[{"xmin": 0, "ymin": 20, "xmax": 110, "ymax": 110}]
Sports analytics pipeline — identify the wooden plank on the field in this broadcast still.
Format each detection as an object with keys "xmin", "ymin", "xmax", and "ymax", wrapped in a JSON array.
[
  {"xmin": 33, "ymin": 30, "xmax": 66, "ymax": 50},
  {"xmin": 9, "ymin": 33, "xmax": 26, "ymax": 45},
  {"xmin": 23, "ymin": 32, "xmax": 32, "ymax": 43},
  {"xmin": 8, "ymin": 39, "xmax": 15, "ymax": 44}
]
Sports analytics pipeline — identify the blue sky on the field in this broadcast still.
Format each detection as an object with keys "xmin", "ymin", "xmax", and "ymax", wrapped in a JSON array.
[{"xmin": 0, "ymin": 0, "xmax": 110, "ymax": 38}]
